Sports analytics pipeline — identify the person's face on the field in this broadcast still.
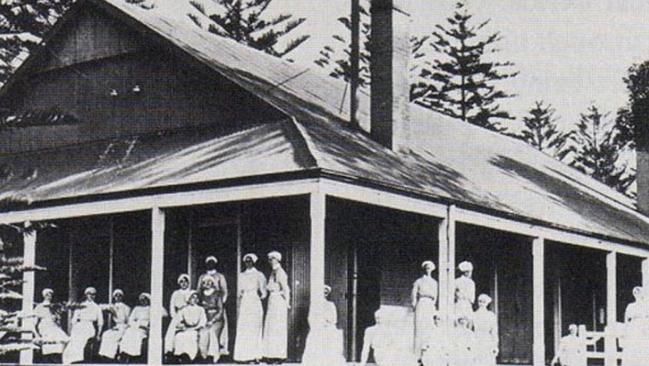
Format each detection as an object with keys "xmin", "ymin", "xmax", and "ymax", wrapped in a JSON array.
[
  {"xmin": 140, "ymin": 296, "xmax": 150, "ymax": 306},
  {"xmin": 424, "ymin": 263, "xmax": 434, "ymax": 274},
  {"xmin": 269, "ymin": 258, "xmax": 280, "ymax": 268},
  {"xmin": 189, "ymin": 294, "xmax": 199, "ymax": 305},
  {"xmin": 202, "ymin": 278, "xmax": 215, "ymax": 289},
  {"xmin": 244, "ymin": 258, "xmax": 254, "ymax": 269},
  {"xmin": 86, "ymin": 292, "xmax": 96, "ymax": 301},
  {"xmin": 634, "ymin": 288, "xmax": 643, "ymax": 300},
  {"xmin": 324, "ymin": 289, "xmax": 331, "ymax": 298},
  {"xmin": 179, "ymin": 278, "xmax": 189, "ymax": 290},
  {"xmin": 113, "ymin": 293, "xmax": 123, "ymax": 303},
  {"xmin": 44, "ymin": 291, "xmax": 53, "ymax": 301},
  {"xmin": 464, "ymin": 270, "xmax": 473, "ymax": 278},
  {"xmin": 206, "ymin": 261, "xmax": 217, "ymax": 271},
  {"xmin": 478, "ymin": 298, "xmax": 488, "ymax": 308},
  {"xmin": 569, "ymin": 326, "xmax": 578, "ymax": 336}
]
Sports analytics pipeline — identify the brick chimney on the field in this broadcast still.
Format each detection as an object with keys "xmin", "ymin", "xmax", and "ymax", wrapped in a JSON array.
[
  {"xmin": 637, "ymin": 123, "xmax": 649, "ymax": 214},
  {"xmin": 370, "ymin": 0, "xmax": 411, "ymax": 152}
]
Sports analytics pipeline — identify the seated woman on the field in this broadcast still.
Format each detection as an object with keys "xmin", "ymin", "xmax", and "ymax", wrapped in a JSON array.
[
  {"xmin": 63, "ymin": 287, "xmax": 104, "ymax": 365},
  {"xmin": 33, "ymin": 288, "xmax": 69, "ymax": 364},
  {"xmin": 98, "ymin": 289, "xmax": 131, "ymax": 361},
  {"xmin": 119, "ymin": 293, "xmax": 151, "ymax": 362},
  {"xmin": 198, "ymin": 275, "xmax": 225, "ymax": 363},
  {"xmin": 173, "ymin": 290, "xmax": 207, "ymax": 363},
  {"xmin": 165, "ymin": 274, "xmax": 192, "ymax": 356},
  {"xmin": 302, "ymin": 285, "xmax": 345, "ymax": 366}
]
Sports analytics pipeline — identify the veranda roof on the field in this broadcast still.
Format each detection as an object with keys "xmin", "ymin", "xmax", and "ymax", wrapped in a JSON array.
[{"xmin": 1, "ymin": 0, "xmax": 648, "ymax": 246}]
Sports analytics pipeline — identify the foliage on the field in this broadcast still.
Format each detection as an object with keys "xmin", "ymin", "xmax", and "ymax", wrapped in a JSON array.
[
  {"xmin": 189, "ymin": 0, "xmax": 309, "ymax": 59},
  {"xmin": 516, "ymin": 101, "xmax": 573, "ymax": 161},
  {"xmin": 569, "ymin": 104, "xmax": 634, "ymax": 195},
  {"xmin": 0, "ymin": 0, "xmax": 73, "ymax": 84},
  {"xmin": 615, "ymin": 60, "xmax": 649, "ymax": 150},
  {"xmin": 416, "ymin": 1, "xmax": 518, "ymax": 132}
]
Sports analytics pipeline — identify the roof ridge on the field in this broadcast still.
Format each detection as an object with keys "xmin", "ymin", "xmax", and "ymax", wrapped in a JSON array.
[{"xmin": 281, "ymin": 117, "xmax": 319, "ymax": 169}]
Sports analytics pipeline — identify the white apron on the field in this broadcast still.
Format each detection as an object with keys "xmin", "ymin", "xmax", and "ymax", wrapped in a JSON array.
[
  {"xmin": 119, "ymin": 306, "xmax": 150, "ymax": 356},
  {"xmin": 164, "ymin": 288, "xmax": 191, "ymax": 354},
  {"xmin": 234, "ymin": 268, "xmax": 267, "ymax": 361},
  {"xmin": 473, "ymin": 308, "xmax": 498, "ymax": 366},
  {"xmin": 302, "ymin": 300, "xmax": 346, "ymax": 366},
  {"xmin": 413, "ymin": 275, "xmax": 438, "ymax": 354},
  {"xmin": 173, "ymin": 304, "xmax": 207, "ymax": 360},
  {"xmin": 454, "ymin": 276, "xmax": 475, "ymax": 320},
  {"xmin": 263, "ymin": 267, "xmax": 290, "ymax": 359},
  {"xmin": 98, "ymin": 302, "xmax": 131, "ymax": 359},
  {"xmin": 34, "ymin": 302, "xmax": 69, "ymax": 355},
  {"xmin": 622, "ymin": 302, "xmax": 649, "ymax": 366},
  {"xmin": 63, "ymin": 301, "xmax": 103, "ymax": 364}
]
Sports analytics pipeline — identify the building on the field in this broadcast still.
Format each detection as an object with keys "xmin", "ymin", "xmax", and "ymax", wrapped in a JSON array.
[{"xmin": 0, "ymin": 0, "xmax": 648, "ymax": 364}]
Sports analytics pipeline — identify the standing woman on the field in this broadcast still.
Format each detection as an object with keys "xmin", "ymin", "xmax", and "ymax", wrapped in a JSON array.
[
  {"xmin": 234, "ymin": 253, "xmax": 267, "ymax": 363},
  {"xmin": 412, "ymin": 260, "xmax": 438, "ymax": 356},
  {"xmin": 263, "ymin": 251, "xmax": 291, "ymax": 364},
  {"xmin": 33, "ymin": 288, "xmax": 69, "ymax": 363},
  {"xmin": 173, "ymin": 290, "xmax": 207, "ymax": 363},
  {"xmin": 164, "ymin": 274, "xmax": 192, "ymax": 355},
  {"xmin": 473, "ymin": 294, "xmax": 498, "ymax": 366},
  {"xmin": 302, "ymin": 285, "xmax": 346, "ymax": 366},
  {"xmin": 63, "ymin": 287, "xmax": 104, "ymax": 364},
  {"xmin": 119, "ymin": 293, "xmax": 152, "ymax": 362},
  {"xmin": 621, "ymin": 286, "xmax": 649, "ymax": 366},
  {"xmin": 98, "ymin": 289, "xmax": 131, "ymax": 361},
  {"xmin": 455, "ymin": 261, "xmax": 476, "ymax": 321},
  {"xmin": 198, "ymin": 275, "xmax": 225, "ymax": 363}
]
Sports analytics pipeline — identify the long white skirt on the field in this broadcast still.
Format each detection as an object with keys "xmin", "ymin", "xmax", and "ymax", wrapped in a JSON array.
[
  {"xmin": 164, "ymin": 317, "xmax": 179, "ymax": 354},
  {"xmin": 62, "ymin": 321, "xmax": 95, "ymax": 364},
  {"xmin": 302, "ymin": 325, "xmax": 346, "ymax": 366},
  {"xmin": 234, "ymin": 293, "xmax": 263, "ymax": 361},
  {"xmin": 199, "ymin": 316, "xmax": 224, "ymax": 360},
  {"xmin": 98, "ymin": 326, "xmax": 127, "ymax": 359},
  {"xmin": 473, "ymin": 334, "xmax": 496, "ymax": 366},
  {"xmin": 119, "ymin": 326, "xmax": 147, "ymax": 356},
  {"xmin": 38, "ymin": 321, "xmax": 69, "ymax": 355},
  {"xmin": 414, "ymin": 298, "xmax": 436, "ymax": 354},
  {"xmin": 263, "ymin": 293, "xmax": 288, "ymax": 359},
  {"xmin": 174, "ymin": 329, "xmax": 200, "ymax": 360}
]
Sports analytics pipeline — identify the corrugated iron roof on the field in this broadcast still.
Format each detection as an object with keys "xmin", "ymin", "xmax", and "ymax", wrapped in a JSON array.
[{"xmin": 1, "ymin": 0, "xmax": 649, "ymax": 245}]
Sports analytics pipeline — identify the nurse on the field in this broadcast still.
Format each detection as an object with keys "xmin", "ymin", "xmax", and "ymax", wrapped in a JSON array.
[
  {"xmin": 359, "ymin": 309, "xmax": 400, "ymax": 366},
  {"xmin": 164, "ymin": 273, "xmax": 192, "ymax": 355},
  {"xmin": 119, "ymin": 293, "xmax": 151, "ymax": 362},
  {"xmin": 451, "ymin": 313, "xmax": 474, "ymax": 366},
  {"xmin": 33, "ymin": 288, "xmax": 69, "ymax": 363},
  {"xmin": 263, "ymin": 250, "xmax": 291, "ymax": 364},
  {"xmin": 412, "ymin": 260, "xmax": 438, "ymax": 356},
  {"xmin": 98, "ymin": 289, "xmax": 131, "ymax": 361},
  {"xmin": 455, "ymin": 261, "xmax": 476, "ymax": 321},
  {"xmin": 198, "ymin": 275, "xmax": 225, "ymax": 363},
  {"xmin": 550, "ymin": 324, "xmax": 585, "ymax": 366},
  {"xmin": 302, "ymin": 285, "xmax": 346, "ymax": 366},
  {"xmin": 473, "ymin": 294, "xmax": 498, "ymax": 366},
  {"xmin": 234, "ymin": 253, "xmax": 267, "ymax": 363},
  {"xmin": 63, "ymin": 287, "xmax": 104, "ymax": 364},
  {"xmin": 198, "ymin": 256, "xmax": 229, "ymax": 355},
  {"xmin": 173, "ymin": 290, "xmax": 207, "ymax": 363},
  {"xmin": 620, "ymin": 286, "xmax": 649, "ymax": 366}
]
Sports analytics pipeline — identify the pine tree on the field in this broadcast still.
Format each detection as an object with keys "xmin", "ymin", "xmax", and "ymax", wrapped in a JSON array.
[
  {"xmin": 313, "ymin": 1, "xmax": 430, "ymax": 100},
  {"xmin": 615, "ymin": 60, "xmax": 649, "ymax": 150},
  {"xmin": 417, "ymin": 1, "xmax": 518, "ymax": 132},
  {"xmin": 0, "ymin": 0, "xmax": 72, "ymax": 84},
  {"xmin": 570, "ymin": 104, "xmax": 634, "ymax": 195},
  {"xmin": 517, "ymin": 101, "xmax": 573, "ymax": 161},
  {"xmin": 189, "ymin": 0, "xmax": 309, "ymax": 59}
]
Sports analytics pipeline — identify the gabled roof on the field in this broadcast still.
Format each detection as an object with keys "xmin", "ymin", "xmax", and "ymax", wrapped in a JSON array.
[{"xmin": 1, "ymin": 0, "xmax": 649, "ymax": 245}]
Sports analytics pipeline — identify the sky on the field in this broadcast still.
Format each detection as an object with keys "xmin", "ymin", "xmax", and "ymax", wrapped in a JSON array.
[{"xmin": 254, "ymin": 0, "xmax": 649, "ymax": 131}]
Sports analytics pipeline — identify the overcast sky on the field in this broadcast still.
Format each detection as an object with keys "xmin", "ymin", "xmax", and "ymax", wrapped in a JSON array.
[{"xmin": 258, "ymin": 0, "xmax": 649, "ymax": 131}]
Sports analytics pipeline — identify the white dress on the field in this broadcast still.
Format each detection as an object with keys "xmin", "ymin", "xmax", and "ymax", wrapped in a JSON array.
[
  {"xmin": 62, "ymin": 300, "xmax": 104, "ymax": 364},
  {"xmin": 413, "ymin": 275, "xmax": 438, "ymax": 353},
  {"xmin": 363, "ymin": 325, "xmax": 401, "ymax": 366},
  {"xmin": 173, "ymin": 304, "xmax": 207, "ymax": 360},
  {"xmin": 302, "ymin": 300, "xmax": 345, "ymax": 366},
  {"xmin": 34, "ymin": 301, "xmax": 69, "ymax": 355},
  {"xmin": 164, "ymin": 288, "xmax": 191, "ymax": 354},
  {"xmin": 98, "ymin": 302, "xmax": 131, "ymax": 359},
  {"xmin": 557, "ymin": 334, "xmax": 585, "ymax": 366},
  {"xmin": 263, "ymin": 267, "xmax": 290, "ymax": 359},
  {"xmin": 198, "ymin": 270, "xmax": 229, "ymax": 354},
  {"xmin": 421, "ymin": 325, "xmax": 448, "ymax": 366},
  {"xmin": 622, "ymin": 301, "xmax": 649, "ymax": 366},
  {"xmin": 455, "ymin": 276, "xmax": 475, "ymax": 319},
  {"xmin": 473, "ymin": 308, "xmax": 498, "ymax": 366},
  {"xmin": 234, "ymin": 268, "xmax": 267, "ymax": 361},
  {"xmin": 450, "ymin": 326, "xmax": 474, "ymax": 366},
  {"xmin": 119, "ymin": 305, "xmax": 150, "ymax": 356}
]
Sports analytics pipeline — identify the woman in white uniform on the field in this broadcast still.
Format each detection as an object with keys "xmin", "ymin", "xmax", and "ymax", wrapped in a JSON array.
[
  {"xmin": 412, "ymin": 260, "xmax": 438, "ymax": 357},
  {"xmin": 198, "ymin": 275, "xmax": 225, "ymax": 363},
  {"xmin": 302, "ymin": 285, "xmax": 346, "ymax": 366},
  {"xmin": 451, "ymin": 313, "xmax": 474, "ymax": 366},
  {"xmin": 173, "ymin": 290, "xmax": 207, "ymax": 363},
  {"xmin": 33, "ymin": 288, "xmax": 69, "ymax": 363},
  {"xmin": 164, "ymin": 273, "xmax": 192, "ymax": 355},
  {"xmin": 63, "ymin": 287, "xmax": 104, "ymax": 364},
  {"xmin": 119, "ymin": 293, "xmax": 151, "ymax": 361},
  {"xmin": 359, "ymin": 309, "xmax": 400, "ymax": 366},
  {"xmin": 621, "ymin": 286, "xmax": 649, "ymax": 366},
  {"xmin": 473, "ymin": 294, "xmax": 498, "ymax": 366},
  {"xmin": 98, "ymin": 289, "xmax": 131, "ymax": 361},
  {"xmin": 551, "ymin": 324, "xmax": 585, "ymax": 366},
  {"xmin": 455, "ymin": 261, "xmax": 475, "ymax": 322},
  {"xmin": 263, "ymin": 250, "xmax": 291, "ymax": 364},
  {"xmin": 198, "ymin": 256, "xmax": 229, "ymax": 355},
  {"xmin": 234, "ymin": 253, "xmax": 267, "ymax": 363}
]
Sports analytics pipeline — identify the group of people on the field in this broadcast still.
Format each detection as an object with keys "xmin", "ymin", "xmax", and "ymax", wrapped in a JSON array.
[
  {"xmin": 165, "ymin": 252, "xmax": 291, "ymax": 364},
  {"xmin": 359, "ymin": 260, "xmax": 498, "ymax": 366},
  {"xmin": 33, "ymin": 286, "xmax": 151, "ymax": 364}
]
